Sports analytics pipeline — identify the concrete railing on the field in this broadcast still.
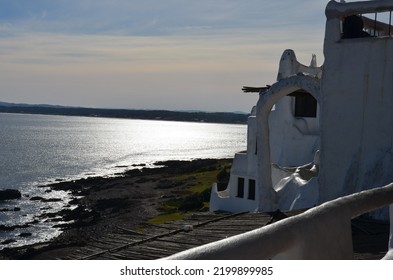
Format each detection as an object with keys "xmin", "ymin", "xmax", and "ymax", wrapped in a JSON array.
[
  {"xmin": 326, "ymin": 0, "xmax": 393, "ymax": 19},
  {"xmin": 166, "ymin": 183, "xmax": 393, "ymax": 260}
]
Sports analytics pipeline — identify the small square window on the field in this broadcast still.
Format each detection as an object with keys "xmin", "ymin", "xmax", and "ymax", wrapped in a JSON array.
[{"xmin": 294, "ymin": 93, "xmax": 317, "ymax": 118}]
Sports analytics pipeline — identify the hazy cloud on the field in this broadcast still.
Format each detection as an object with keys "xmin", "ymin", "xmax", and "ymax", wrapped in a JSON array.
[
  {"xmin": 0, "ymin": 0, "xmax": 326, "ymax": 35},
  {"xmin": 0, "ymin": 0, "xmax": 328, "ymax": 111}
]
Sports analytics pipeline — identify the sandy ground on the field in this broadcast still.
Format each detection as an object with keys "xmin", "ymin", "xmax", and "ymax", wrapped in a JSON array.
[{"xmin": 0, "ymin": 158, "xmax": 230, "ymax": 259}]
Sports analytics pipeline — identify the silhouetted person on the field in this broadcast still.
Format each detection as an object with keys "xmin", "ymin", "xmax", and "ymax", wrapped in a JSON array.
[{"xmin": 342, "ymin": 15, "xmax": 370, "ymax": 38}]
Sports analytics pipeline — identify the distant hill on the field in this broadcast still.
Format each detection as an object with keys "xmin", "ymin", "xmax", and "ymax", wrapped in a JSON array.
[
  {"xmin": 0, "ymin": 101, "xmax": 66, "ymax": 108},
  {"xmin": 0, "ymin": 101, "xmax": 249, "ymax": 124}
]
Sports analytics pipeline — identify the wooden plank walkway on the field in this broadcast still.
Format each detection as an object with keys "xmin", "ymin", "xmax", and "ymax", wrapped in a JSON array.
[{"xmin": 57, "ymin": 210, "xmax": 389, "ymax": 260}]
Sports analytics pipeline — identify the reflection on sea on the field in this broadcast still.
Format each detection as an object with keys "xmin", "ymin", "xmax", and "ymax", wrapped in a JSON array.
[{"xmin": 0, "ymin": 113, "xmax": 246, "ymax": 249}]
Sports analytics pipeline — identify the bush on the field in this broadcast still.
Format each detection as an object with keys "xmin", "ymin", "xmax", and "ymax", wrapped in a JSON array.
[
  {"xmin": 178, "ymin": 194, "xmax": 204, "ymax": 212},
  {"xmin": 216, "ymin": 167, "xmax": 230, "ymax": 191}
]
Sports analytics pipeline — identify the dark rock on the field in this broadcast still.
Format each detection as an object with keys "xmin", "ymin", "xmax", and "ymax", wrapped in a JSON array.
[
  {"xmin": 68, "ymin": 198, "xmax": 80, "ymax": 205},
  {"xmin": 0, "ymin": 189, "xmax": 22, "ymax": 201},
  {"xmin": 1, "ymin": 239, "xmax": 16, "ymax": 245},
  {"xmin": 60, "ymin": 206, "xmax": 90, "ymax": 221},
  {"xmin": 13, "ymin": 207, "xmax": 21, "ymax": 211},
  {"xmin": 155, "ymin": 159, "xmax": 218, "ymax": 174},
  {"xmin": 19, "ymin": 232, "xmax": 32, "ymax": 238},
  {"xmin": 124, "ymin": 169, "xmax": 143, "ymax": 177},
  {"xmin": 47, "ymin": 217, "xmax": 63, "ymax": 223},
  {"xmin": 48, "ymin": 181, "xmax": 82, "ymax": 192},
  {"xmin": 42, "ymin": 198, "xmax": 62, "ymax": 203},
  {"xmin": 0, "ymin": 224, "xmax": 29, "ymax": 231},
  {"xmin": 39, "ymin": 212, "xmax": 58, "ymax": 218},
  {"xmin": 54, "ymin": 206, "xmax": 100, "ymax": 228},
  {"xmin": 30, "ymin": 196, "xmax": 44, "ymax": 201},
  {"xmin": 131, "ymin": 163, "xmax": 146, "ymax": 167},
  {"xmin": 30, "ymin": 196, "xmax": 62, "ymax": 203},
  {"xmin": 0, "ymin": 225, "xmax": 14, "ymax": 231}
]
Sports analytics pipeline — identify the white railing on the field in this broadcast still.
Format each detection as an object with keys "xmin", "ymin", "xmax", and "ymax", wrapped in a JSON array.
[{"xmin": 166, "ymin": 183, "xmax": 393, "ymax": 260}]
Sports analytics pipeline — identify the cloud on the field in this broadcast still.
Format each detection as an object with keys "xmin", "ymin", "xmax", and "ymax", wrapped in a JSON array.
[
  {"xmin": 0, "ymin": 27, "xmax": 324, "ymax": 111},
  {"xmin": 0, "ymin": 0, "xmax": 326, "ymax": 36},
  {"xmin": 0, "ymin": 0, "xmax": 328, "ymax": 111}
]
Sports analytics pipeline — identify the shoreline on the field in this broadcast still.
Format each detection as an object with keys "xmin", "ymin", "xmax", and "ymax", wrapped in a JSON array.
[
  {"xmin": 0, "ymin": 158, "xmax": 231, "ymax": 260},
  {"xmin": 0, "ymin": 106, "xmax": 249, "ymax": 125}
]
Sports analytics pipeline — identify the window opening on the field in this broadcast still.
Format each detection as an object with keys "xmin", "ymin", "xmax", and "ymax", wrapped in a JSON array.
[
  {"xmin": 342, "ymin": 15, "xmax": 370, "ymax": 38},
  {"xmin": 248, "ymin": 179, "xmax": 256, "ymax": 200},
  {"xmin": 289, "ymin": 91, "xmax": 317, "ymax": 118},
  {"xmin": 255, "ymin": 140, "xmax": 257, "ymax": 155},
  {"xmin": 342, "ymin": 11, "xmax": 393, "ymax": 39},
  {"xmin": 237, "ymin": 177, "xmax": 245, "ymax": 198}
]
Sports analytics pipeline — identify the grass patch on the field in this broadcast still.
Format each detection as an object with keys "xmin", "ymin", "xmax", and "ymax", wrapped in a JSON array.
[
  {"xmin": 147, "ymin": 212, "xmax": 184, "ymax": 224},
  {"xmin": 168, "ymin": 163, "xmax": 228, "ymax": 194},
  {"xmin": 148, "ymin": 160, "xmax": 232, "ymax": 225},
  {"xmin": 157, "ymin": 198, "xmax": 183, "ymax": 213}
]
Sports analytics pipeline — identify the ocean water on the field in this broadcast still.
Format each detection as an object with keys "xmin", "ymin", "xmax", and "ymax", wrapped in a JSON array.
[{"xmin": 0, "ymin": 113, "xmax": 246, "ymax": 249}]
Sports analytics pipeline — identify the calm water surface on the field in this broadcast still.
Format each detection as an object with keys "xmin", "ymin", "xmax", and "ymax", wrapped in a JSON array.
[{"xmin": 0, "ymin": 113, "xmax": 246, "ymax": 249}]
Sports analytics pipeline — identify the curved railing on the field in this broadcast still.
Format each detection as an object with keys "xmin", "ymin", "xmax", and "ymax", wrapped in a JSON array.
[
  {"xmin": 166, "ymin": 183, "xmax": 393, "ymax": 260},
  {"xmin": 325, "ymin": 0, "xmax": 393, "ymax": 42}
]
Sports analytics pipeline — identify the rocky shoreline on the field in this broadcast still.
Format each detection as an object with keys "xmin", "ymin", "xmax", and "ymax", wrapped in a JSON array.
[{"xmin": 0, "ymin": 158, "xmax": 231, "ymax": 260}]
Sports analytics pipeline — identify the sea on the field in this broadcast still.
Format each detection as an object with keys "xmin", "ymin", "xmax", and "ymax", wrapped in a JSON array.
[{"xmin": 0, "ymin": 113, "xmax": 247, "ymax": 249}]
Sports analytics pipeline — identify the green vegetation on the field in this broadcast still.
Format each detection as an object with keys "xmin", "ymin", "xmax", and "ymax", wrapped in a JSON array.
[
  {"xmin": 216, "ymin": 164, "xmax": 231, "ymax": 191},
  {"xmin": 147, "ymin": 212, "xmax": 185, "ymax": 225},
  {"xmin": 146, "ymin": 161, "xmax": 231, "ymax": 225}
]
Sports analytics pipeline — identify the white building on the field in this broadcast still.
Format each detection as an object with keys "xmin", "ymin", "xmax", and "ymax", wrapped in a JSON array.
[{"xmin": 210, "ymin": 0, "xmax": 393, "ymax": 217}]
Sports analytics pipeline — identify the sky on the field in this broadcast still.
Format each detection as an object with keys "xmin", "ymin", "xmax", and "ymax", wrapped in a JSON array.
[{"xmin": 0, "ymin": 0, "xmax": 332, "ymax": 112}]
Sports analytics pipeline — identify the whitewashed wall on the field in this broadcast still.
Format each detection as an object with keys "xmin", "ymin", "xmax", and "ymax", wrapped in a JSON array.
[{"xmin": 319, "ymin": 2, "xmax": 393, "ymax": 203}]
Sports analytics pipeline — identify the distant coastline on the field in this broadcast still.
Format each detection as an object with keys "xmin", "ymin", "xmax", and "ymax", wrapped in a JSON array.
[{"xmin": 0, "ymin": 101, "xmax": 248, "ymax": 124}]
